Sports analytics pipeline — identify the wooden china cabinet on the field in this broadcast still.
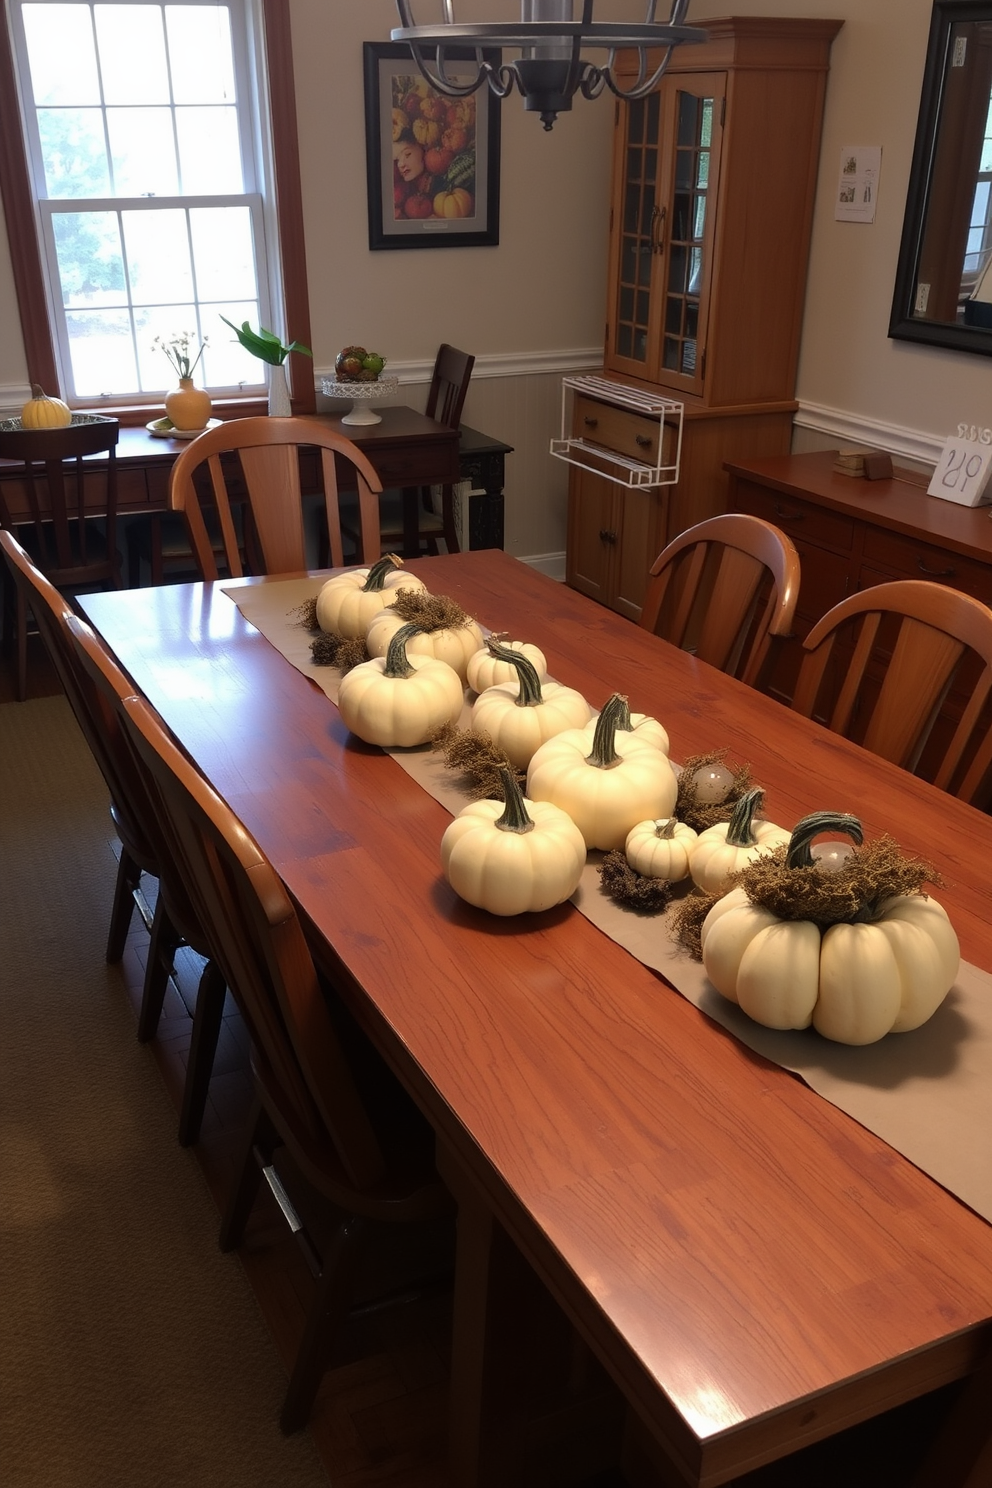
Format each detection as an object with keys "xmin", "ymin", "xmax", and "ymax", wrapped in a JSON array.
[{"xmin": 566, "ymin": 17, "xmax": 843, "ymax": 620}]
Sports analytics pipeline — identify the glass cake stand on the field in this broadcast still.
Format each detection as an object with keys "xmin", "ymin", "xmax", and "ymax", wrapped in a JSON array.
[{"xmin": 321, "ymin": 374, "xmax": 399, "ymax": 425}]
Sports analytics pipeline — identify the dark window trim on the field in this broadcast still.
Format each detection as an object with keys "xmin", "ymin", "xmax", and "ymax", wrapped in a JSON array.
[{"xmin": 0, "ymin": 0, "xmax": 315, "ymax": 418}]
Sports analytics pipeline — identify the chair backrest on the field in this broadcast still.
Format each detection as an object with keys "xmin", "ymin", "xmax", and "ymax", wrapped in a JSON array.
[
  {"xmin": 425, "ymin": 344, "xmax": 475, "ymax": 430},
  {"xmin": 791, "ymin": 578, "xmax": 992, "ymax": 804},
  {"xmin": 168, "ymin": 416, "xmax": 384, "ymax": 581},
  {"xmin": 112, "ymin": 686, "xmax": 388, "ymax": 1191},
  {"xmin": 639, "ymin": 512, "xmax": 801, "ymax": 687},
  {"xmin": 0, "ymin": 528, "xmax": 154, "ymax": 867},
  {"xmin": 0, "ymin": 416, "xmax": 120, "ymax": 586}
]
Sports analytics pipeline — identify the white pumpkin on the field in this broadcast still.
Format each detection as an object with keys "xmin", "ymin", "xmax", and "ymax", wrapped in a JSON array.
[
  {"xmin": 526, "ymin": 693, "xmax": 679, "ymax": 851},
  {"xmin": 441, "ymin": 766, "xmax": 587, "ymax": 916},
  {"xmin": 337, "ymin": 622, "xmax": 463, "ymax": 747},
  {"xmin": 316, "ymin": 555, "xmax": 426, "ymax": 638},
  {"xmin": 625, "ymin": 818, "xmax": 697, "ymax": 881},
  {"xmin": 689, "ymin": 789, "xmax": 790, "ymax": 894},
  {"xmin": 366, "ymin": 605, "xmax": 484, "ymax": 684},
  {"xmin": 466, "ymin": 637, "xmax": 548, "ymax": 693},
  {"xmin": 700, "ymin": 813, "xmax": 960, "ymax": 1045},
  {"xmin": 470, "ymin": 638, "xmax": 591, "ymax": 769}
]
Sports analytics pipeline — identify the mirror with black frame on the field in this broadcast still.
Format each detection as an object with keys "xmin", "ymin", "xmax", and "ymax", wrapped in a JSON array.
[{"xmin": 890, "ymin": 1, "xmax": 992, "ymax": 355}]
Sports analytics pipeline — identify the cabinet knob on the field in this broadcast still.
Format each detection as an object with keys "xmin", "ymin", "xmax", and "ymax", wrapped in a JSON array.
[
  {"xmin": 916, "ymin": 555, "xmax": 955, "ymax": 578},
  {"xmin": 635, "ymin": 434, "xmax": 653, "ymax": 449},
  {"xmin": 599, "ymin": 529, "xmax": 618, "ymax": 545},
  {"xmin": 773, "ymin": 502, "xmax": 804, "ymax": 522},
  {"xmin": 584, "ymin": 416, "xmax": 599, "ymax": 429}
]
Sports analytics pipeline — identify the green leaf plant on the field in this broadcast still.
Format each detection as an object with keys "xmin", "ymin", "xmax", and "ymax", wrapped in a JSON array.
[{"xmin": 219, "ymin": 316, "xmax": 312, "ymax": 366}]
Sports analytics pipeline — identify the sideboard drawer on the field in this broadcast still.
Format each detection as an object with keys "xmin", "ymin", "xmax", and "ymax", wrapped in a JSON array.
[
  {"xmin": 572, "ymin": 396, "xmax": 662, "ymax": 465},
  {"xmin": 733, "ymin": 479, "xmax": 856, "ymax": 555},
  {"xmin": 862, "ymin": 526, "xmax": 992, "ymax": 605}
]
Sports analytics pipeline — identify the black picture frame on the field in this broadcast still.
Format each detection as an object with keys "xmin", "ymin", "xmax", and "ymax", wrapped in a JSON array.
[
  {"xmin": 363, "ymin": 42, "xmax": 501, "ymax": 251},
  {"xmin": 889, "ymin": 1, "xmax": 992, "ymax": 357}
]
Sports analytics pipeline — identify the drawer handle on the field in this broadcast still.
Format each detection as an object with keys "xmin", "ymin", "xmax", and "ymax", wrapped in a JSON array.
[
  {"xmin": 635, "ymin": 434, "xmax": 653, "ymax": 449},
  {"xmin": 773, "ymin": 502, "xmax": 805, "ymax": 522},
  {"xmin": 584, "ymin": 416, "xmax": 598, "ymax": 429},
  {"xmin": 599, "ymin": 529, "xmax": 617, "ymax": 545},
  {"xmin": 916, "ymin": 556, "xmax": 955, "ymax": 578}
]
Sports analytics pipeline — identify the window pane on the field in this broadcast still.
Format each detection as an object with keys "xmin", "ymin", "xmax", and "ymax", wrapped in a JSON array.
[
  {"xmin": 190, "ymin": 207, "xmax": 255, "ymax": 299},
  {"xmin": 66, "ymin": 308, "xmax": 138, "ymax": 394},
  {"xmin": 108, "ymin": 108, "xmax": 179, "ymax": 195},
  {"xmin": 38, "ymin": 109, "xmax": 110, "ymax": 198},
  {"xmin": 53, "ymin": 211, "xmax": 125, "ymax": 306},
  {"xmin": 137, "ymin": 305, "xmax": 201, "ymax": 390},
  {"xmin": 22, "ymin": 4, "xmax": 99, "ymax": 104},
  {"xmin": 167, "ymin": 6, "xmax": 236, "ymax": 103},
  {"xmin": 122, "ymin": 208, "xmax": 193, "ymax": 304},
  {"xmin": 95, "ymin": 4, "xmax": 169, "ymax": 104},
  {"xmin": 177, "ymin": 107, "xmax": 243, "ymax": 193},
  {"xmin": 205, "ymin": 300, "xmax": 263, "ymax": 385}
]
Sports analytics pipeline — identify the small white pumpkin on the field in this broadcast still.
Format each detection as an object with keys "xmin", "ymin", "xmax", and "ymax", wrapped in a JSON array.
[
  {"xmin": 315, "ymin": 554, "xmax": 426, "ymax": 639},
  {"xmin": 689, "ymin": 788, "xmax": 790, "ymax": 894},
  {"xmin": 470, "ymin": 638, "xmax": 591, "ymax": 768},
  {"xmin": 337, "ymin": 622, "xmax": 463, "ymax": 747},
  {"xmin": 527, "ymin": 693, "xmax": 679, "ymax": 851},
  {"xmin": 366, "ymin": 604, "xmax": 484, "ymax": 684},
  {"xmin": 466, "ymin": 636, "xmax": 548, "ymax": 693},
  {"xmin": 21, "ymin": 383, "xmax": 72, "ymax": 429},
  {"xmin": 700, "ymin": 813, "xmax": 960, "ymax": 1045},
  {"xmin": 625, "ymin": 818, "xmax": 697, "ymax": 881},
  {"xmin": 441, "ymin": 766, "xmax": 587, "ymax": 916}
]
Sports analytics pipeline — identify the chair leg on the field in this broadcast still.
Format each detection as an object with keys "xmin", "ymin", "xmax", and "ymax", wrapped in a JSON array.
[
  {"xmin": 16, "ymin": 585, "xmax": 27, "ymax": 702},
  {"xmin": 137, "ymin": 895, "xmax": 182, "ymax": 1043},
  {"xmin": 106, "ymin": 848, "xmax": 143, "ymax": 963},
  {"xmin": 219, "ymin": 1098, "xmax": 278, "ymax": 1252},
  {"xmin": 280, "ymin": 1214, "xmax": 367, "ymax": 1434},
  {"xmin": 177, "ymin": 958, "xmax": 227, "ymax": 1147},
  {"xmin": 441, "ymin": 484, "xmax": 461, "ymax": 554}
]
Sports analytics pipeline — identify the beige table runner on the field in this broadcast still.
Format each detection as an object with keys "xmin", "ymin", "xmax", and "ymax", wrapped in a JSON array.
[{"xmin": 226, "ymin": 577, "xmax": 992, "ymax": 1226}]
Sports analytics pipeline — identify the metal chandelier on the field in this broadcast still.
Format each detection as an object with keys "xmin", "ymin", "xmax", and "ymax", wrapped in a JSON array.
[{"xmin": 391, "ymin": 2, "xmax": 706, "ymax": 131}]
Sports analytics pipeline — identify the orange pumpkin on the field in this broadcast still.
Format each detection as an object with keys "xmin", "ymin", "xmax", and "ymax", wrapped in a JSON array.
[{"xmin": 433, "ymin": 188, "xmax": 473, "ymax": 219}]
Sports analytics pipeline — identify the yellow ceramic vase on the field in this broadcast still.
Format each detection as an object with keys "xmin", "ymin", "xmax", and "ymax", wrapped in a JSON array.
[{"xmin": 165, "ymin": 377, "xmax": 211, "ymax": 431}]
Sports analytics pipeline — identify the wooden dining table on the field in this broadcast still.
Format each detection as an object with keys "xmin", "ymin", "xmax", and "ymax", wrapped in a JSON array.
[{"xmin": 78, "ymin": 550, "xmax": 992, "ymax": 1488}]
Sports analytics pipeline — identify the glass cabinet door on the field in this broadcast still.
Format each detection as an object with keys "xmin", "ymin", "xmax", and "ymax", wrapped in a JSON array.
[{"xmin": 607, "ymin": 73, "xmax": 725, "ymax": 398}]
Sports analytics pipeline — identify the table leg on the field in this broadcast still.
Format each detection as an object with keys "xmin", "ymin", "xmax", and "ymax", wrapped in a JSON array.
[
  {"xmin": 911, "ymin": 1345, "xmax": 992, "ymax": 1488},
  {"xmin": 401, "ymin": 486, "xmax": 421, "ymax": 558}
]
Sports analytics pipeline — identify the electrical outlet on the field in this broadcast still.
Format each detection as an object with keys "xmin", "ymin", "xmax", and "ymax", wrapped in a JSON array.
[{"xmin": 916, "ymin": 282, "xmax": 931, "ymax": 313}]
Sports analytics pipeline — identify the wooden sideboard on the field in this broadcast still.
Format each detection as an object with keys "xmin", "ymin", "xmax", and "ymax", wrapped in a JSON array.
[{"xmin": 726, "ymin": 447, "xmax": 992, "ymax": 702}]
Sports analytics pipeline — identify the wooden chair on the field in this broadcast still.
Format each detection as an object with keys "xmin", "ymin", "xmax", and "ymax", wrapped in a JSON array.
[
  {"xmin": 377, "ymin": 343, "xmax": 475, "ymax": 556},
  {"xmin": 169, "ymin": 416, "xmax": 384, "ymax": 581},
  {"xmin": 117, "ymin": 688, "xmax": 451, "ymax": 1433},
  {"xmin": 639, "ymin": 512, "xmax": 801, "ymax": 687},
  {"xmin": 791, "ymin": 578, "xmax": 992, "ymax": 805},
  {"xmin": 0, "ymin": 415, "xmax": 120, "ymax": 700},
  {"xmin": 0, "ymin": 530, "xmax": 226, "ymax": 1144}
]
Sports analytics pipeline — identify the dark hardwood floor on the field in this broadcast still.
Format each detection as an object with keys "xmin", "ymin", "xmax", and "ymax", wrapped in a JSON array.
[{"xmin": 0, "ymin": 627, "xmax": 965, "ymax": 1488}]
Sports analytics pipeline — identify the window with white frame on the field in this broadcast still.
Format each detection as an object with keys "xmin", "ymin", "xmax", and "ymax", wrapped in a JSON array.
[{"xmin": 8, "ymin": 0, "xmax": 283, "ymax": 404}]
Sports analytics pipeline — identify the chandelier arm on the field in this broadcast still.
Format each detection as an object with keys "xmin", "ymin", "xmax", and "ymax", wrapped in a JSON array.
[
  {"xmin": 602, "ymin": 48, "xmax": 677, "ymax": 100},
  {"xmin": 579, "ymin": 65, "xmax": 607, "ymax": 101},
  {"xmin": 403, "ymin": 39, "xmax": 491, "ymax": 98}
]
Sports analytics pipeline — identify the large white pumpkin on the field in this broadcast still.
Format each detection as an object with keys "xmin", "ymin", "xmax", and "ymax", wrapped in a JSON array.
[
  {"xmin": 337, "ymin": 622, "xmax": 463, "ymax": 747},
  {"xmin": 366, "ymin": 605, "xmax": 484, "ymax": 684},
  {"xmin": 315, "ymin": 555, "xmax": 426, "ymax": 638},
  {"xmin": 470, "ymin": 638, "xmax": 591, "ymax": 768}
]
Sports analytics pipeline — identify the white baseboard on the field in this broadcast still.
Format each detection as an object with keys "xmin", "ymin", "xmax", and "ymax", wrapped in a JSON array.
[{"xmin": 519, "ymin": 551, "xmax": 566, "ymax": 581}]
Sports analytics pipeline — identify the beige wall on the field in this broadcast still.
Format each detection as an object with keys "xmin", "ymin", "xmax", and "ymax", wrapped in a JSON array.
[{"xmin": 3, "ymin": 1, "xmax": 989, "ymax": 556}]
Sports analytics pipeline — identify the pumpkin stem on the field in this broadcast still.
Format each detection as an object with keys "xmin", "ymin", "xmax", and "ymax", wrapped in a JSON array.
[
  {"xmin": 587, "ymin": 693, "xmax": 628, "ymax": 769},
  {"xmin": 495, "ymin": 766, "xmax": 535, "ymax": 834},
  {"xmin": 361, "ymin": 554, "xmax": 402, "ymax": 593},
  {"xmin": 724, "ymin": 788, "xmax": 766, "ymax": 847},
  {"xmin": 786, "ymin": 811, "xmax": 864, "ymax": 870},
  {"xmin": 485, "ymin": 636, "xmax": 544, "ymax": 707},
  {"xmin": 383, "ymin": 622, "xmax": 422, "ymax": 679},
  {"xmin": 654, "ymin": 818, "xmax": 677, "ymax": 840},
  {"xmin": 30, "ymin": 383, "xmax": 49, "ymax": 398}
]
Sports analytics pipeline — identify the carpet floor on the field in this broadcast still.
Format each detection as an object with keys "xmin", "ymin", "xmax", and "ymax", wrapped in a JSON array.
[{"xmin": 0, "ymin": 694, "xmax": 329, "ymax": 1488}]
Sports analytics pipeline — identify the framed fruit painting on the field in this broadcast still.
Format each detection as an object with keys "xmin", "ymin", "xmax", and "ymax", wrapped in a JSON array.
[{"xmin": 363, "ymin": 43, "xmax": 501, "ymax": 251}]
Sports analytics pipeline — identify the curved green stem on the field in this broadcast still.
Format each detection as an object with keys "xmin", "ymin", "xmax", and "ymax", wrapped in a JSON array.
[
  {"xmin": 587, "ymin": 693, "xmax": 629, "ymax": 769},
  {"xmin": 495, "ymin": 766, "xmax": 535, "ymax": 834},
  {"xmin": 725, "ymin": 788, "xmax": 766, "ymax": 847},
  {"xmin": 361, "ymin": 554, "xmax": 402, "ymax": 593},
  {"xmin": 486, "ymin": 636, "xmax": 544, "ymax": 707},
  {"xmin": 786, "ymin": 811, "xmax": 864, "ymax": 869},
  {"xmin": 383, "ymin": 622, "xmax": 422, "ymax": 679}
]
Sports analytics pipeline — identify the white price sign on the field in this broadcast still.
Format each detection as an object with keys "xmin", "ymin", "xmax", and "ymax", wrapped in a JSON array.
[{"xmin": 927, "ymin": 436, "xmax": 992, "ymax": 506}]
